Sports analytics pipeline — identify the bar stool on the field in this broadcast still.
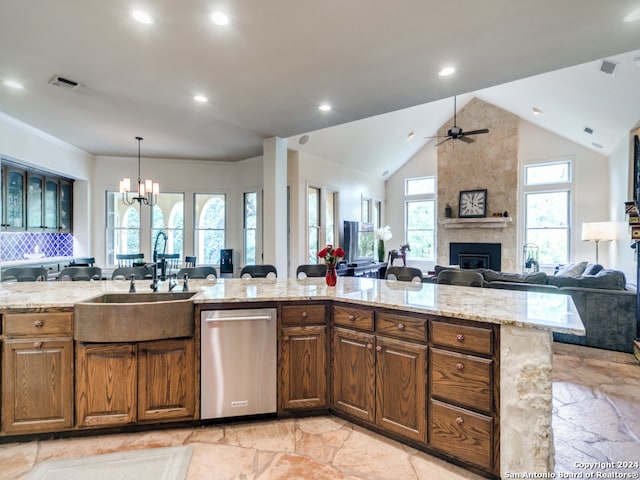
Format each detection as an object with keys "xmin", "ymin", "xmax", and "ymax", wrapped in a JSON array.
[
  {"xmin": 2, "ymin": 267, "xmax": 48, "ymax": 282},
  {"xmin": 116, "ymin": 253, "xmax": 144, "ymax": 267},
  {"xmin": 296, "ymin": 264, "xmax": 327, "ymax": 279},
  {"xmin": 240, "ymin": 265, "xmax": 277, "ymax": 279},
  {"xmin": 59, "ymin": 266, "xmax": 102, "ymax": 281},
  {"xmin": 176, "ymin": 266, "xmax": 217, "ymax": 279}
]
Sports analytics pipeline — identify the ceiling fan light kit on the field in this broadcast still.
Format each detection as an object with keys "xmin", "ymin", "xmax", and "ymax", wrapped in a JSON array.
[{"xmin": 429, "ymin": 96, "xmax": 490, "ymax": 146}]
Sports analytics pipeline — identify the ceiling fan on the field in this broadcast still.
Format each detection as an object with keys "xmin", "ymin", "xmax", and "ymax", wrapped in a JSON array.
[{"xmin": 428, "ymin": 96, "xmax": 489, "ymax": 146}]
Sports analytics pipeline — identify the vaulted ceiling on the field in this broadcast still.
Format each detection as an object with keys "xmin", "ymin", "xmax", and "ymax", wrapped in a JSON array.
[{"xmin": 1, "ymin": 1, "xmax": 639, "ymax": 177}]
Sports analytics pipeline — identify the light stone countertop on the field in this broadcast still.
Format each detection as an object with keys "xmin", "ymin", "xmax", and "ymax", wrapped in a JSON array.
[{"xmin": 0, "ymin": 276, "xmax": 584, "ymax": 335}]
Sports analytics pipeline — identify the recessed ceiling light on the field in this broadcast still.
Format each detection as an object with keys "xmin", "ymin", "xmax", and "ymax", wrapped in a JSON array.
[
  {"xmin": 211, "ymin": 11, "xmax": 229, "ymax": 26},
  {"xmin": 407, "ymin": 132, "xmax": 415, "ymax": 140},
  {"xmin": 532, "ymin": 107, "xmax": 542, "ymax": 115},
  {"xmin": 193, "ymin": 95, "xmax": 208, "ymax": 103},
  {"xmin": 382, "ymin": 170, "xmax": 389, "ymax": 177},
  {"xmin": 318, "ymin": 103, "xmax": 331, "ymax": 112},
  {"xmin": 623, "ymin": 7, "xmax": 640, "ymax": 22},
  {"xmin": 4, "ymin": 80, "xmax": 23, "ymax": 89},
  {"xmin": 298, "ymin": 135, "xmax": 310, "ymax": 145},
  {"xmin": 131, "ymin": 9, "xmax": 153, "ymax": 24},
  {"xmin": 438, "ymin": 66, "xmax": 455, "ymax": 77},
  {"xmin": 584, "ymin": 126, "xmax": 594, "ymax": 135}
]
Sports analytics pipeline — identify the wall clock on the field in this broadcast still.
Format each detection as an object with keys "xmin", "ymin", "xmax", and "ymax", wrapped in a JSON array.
[{"xmin": 458, "ymin": 189, "xmax": 487, "ymax": 218}]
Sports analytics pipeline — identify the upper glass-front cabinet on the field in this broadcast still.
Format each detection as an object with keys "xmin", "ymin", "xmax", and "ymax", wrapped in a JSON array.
[{"xmin": 1, "ymin": 160, "xmax": 73, "ymax": 232}]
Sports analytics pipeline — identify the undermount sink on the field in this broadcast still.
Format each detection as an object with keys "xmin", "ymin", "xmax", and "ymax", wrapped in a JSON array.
[{"xmin": 74, "ymin": 291, "xmax": 196, "ymax": 342}]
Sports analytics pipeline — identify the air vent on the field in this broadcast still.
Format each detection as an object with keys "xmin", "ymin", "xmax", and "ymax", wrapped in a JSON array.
[
  {"xmin": 600, "ymin": 60, "xmax": 617, "ymax": 75},
  {"xmin": 48, "ymin": 75, "xmax": 81, "ymax": 90},
  {"xmin": 584, "ymin": 127, "xmax": 594, "ymax": 135}
]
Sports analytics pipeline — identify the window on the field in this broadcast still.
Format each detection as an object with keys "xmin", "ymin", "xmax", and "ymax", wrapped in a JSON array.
[
  {"xmin": 524, "ymin": 161, "xmax": 571, "ymax": 265},
  {"xmin": 307, "ymin": 185, "xmax": 338, "ymax": 264},
  {"xmin": 194, "ymin": 193, "xmax": 226, "ymax": 265},
  {"xmin": 244, "ymin": 191, "xmax": 257, "ymax": 265},
  {"xmin": 405, "ymin": 176, "xmax": 436, "ymax": 261},
  {"xmin": 151, "ymin": 193, "xmax": 184, "ymax": 256},
  {"xmin": 106, "ymin": 191, "xmax": 140, "ymax": 265}
]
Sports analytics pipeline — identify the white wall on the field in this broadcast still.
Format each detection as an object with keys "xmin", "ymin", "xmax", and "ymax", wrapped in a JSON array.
[
  {"xmin": 385, "ymin": 140, "xmax": 438, "ymax": 272},
  {"xmin": 92, "ymin": 155, "xmax": 263, "ymax": 268},
  {"xmin": 0, "ymin": 113, "xmax": 94, "ymax": 255},
  {"xmin": 288, "ymin": 149, "xmax": 385, "ymax": 276}
]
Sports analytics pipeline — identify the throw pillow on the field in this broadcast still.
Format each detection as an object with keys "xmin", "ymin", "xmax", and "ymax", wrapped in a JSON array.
[
  {"xmin": 481, "ymin": 269, "xmax": 548, "ymax": 284},
  {"xmin": 555, "ymin": 261, "xmax": 588, "ymax": 277},
  {"xmin": 583, "ymin": 263, "xmax": 604, "ymax": 276},
  {"xmin": 548, "ymin": 269, "xmax": 627, "ymax": 290}
]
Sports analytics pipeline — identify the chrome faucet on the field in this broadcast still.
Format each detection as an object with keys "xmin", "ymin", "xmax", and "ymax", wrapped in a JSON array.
[
  {"xmin": 168, "ymin": 274, "xmax": 178, "ymax": 291},
  {"xmin": 182, "ymin": 274, "xmax": 189, "ymax": 292},
  {"xmin": 129, "ymin": 274, "xmax": 136, "ymax": 293}
]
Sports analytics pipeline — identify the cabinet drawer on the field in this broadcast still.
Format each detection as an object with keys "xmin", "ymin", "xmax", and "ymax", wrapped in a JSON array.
[
  {"xmin": 281, "ymin": 303, "xmax": 326, "ymax": 326},
  {"xmin": 430, "ymin": 320, "xmax": 493, "ymax": 355},
  {"xmin": 375, "ymin": 311, "xmax": 426, "ymax": 343},
  {"xmin": 430, "ymin": 399, "xmax": 493, "ymax": 471},
  {"xmin": 4, "ymin": 312, "xmax": 73, "ymax": 337},
  {"xmin": 430, "ymin": 348, "xmax": 493, "ymax": 413},
  {"xmin": 333, "ymin": 305, "xmax": 374, "ymax": 331}
]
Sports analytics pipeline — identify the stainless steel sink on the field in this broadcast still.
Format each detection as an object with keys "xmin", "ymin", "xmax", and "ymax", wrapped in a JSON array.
[{"xmin": 74, "ymin": 291, "xmax": 196, "ymax": 342}]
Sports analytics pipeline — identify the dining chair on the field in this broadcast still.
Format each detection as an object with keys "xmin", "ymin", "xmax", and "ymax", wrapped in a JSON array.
[
  {"xmin": 157, "ymin": 253, "xmax": 180, "ymax": 271},
  {"xmin": 296, "ymin": 264, "xmax": 327, "ymax": 279},
  {"xmin": 111, "ymin": 266, "xmax": 151, "ymax": 280},
  {"xmin": 436, "ymin": 270, "xmax": 484, "ymax": 287},
  {"xmin": 116, "ymin": 253, "xmax": 145, "ymax": 267},
  {"xmin": 69, "ymin": 257, "xmax": 95, "ymax": 267},
  {"xmin": 59, "ymin": 266, "xmax": 102, "ymax": 281},
  {"xmin": 2, "ymin": 267, "xmax": 48, "ymax": 282},
  {"xmin": 176, "ymin": 266, "xmax": 217, "ymax": 280},
  {"xmin": 385, "ymin": 266, "xmax": 423, "ymax": 283},
  {"xmin": 184, "ymin": 256, "xmax": 197, "ymax": 268},
  {"xmin": 240, "ymin": 265, "xmax": 277, "ymax": 279}
]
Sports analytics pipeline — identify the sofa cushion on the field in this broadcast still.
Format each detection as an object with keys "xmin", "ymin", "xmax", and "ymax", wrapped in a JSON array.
[
  {"xmin": 481, "ymin": 269, "xmax": 548, "ymax": 285},
  {"xmin": 583, "ymin": 263, "xmax": 604, "ymax": 276},
  {"xmin": 555, "ymin": 261, "xmax": 588, "ymax": 277},
  {"xmin": 548, "ymin": 269, "xmax": 627, "ymax": 290}
]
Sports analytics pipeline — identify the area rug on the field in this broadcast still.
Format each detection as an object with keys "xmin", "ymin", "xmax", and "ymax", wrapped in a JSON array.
[{"xmin": 25, "ymin": 445, "xmax": 193, "ymax": 480}]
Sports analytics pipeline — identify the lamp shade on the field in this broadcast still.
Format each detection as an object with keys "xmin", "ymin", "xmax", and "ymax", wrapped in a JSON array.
[{"xmin": 581, "ymin": 222, "xmax": 617, "ymax": 242}]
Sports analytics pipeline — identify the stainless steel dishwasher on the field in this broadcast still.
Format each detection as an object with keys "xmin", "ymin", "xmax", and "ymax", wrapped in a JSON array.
[{"xmin": 200, "ymin": 308, "xmax": 277, "ymax": 419}]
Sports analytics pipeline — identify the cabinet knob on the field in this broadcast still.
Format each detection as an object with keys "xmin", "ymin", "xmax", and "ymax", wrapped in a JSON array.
[
  {"xmin": 366, "ymin": 343, "xmax": 374, "ymax": 351},
  {"xmin": 455, "ymin": 416, "xmax": 464, "ymax": 425},
  {"xmin": 283, "ymin": 336, "xmax": 290, "ymax": 342},
  {"xmin": 456, "ymin": 362, "xmax": 464, "ymax": 371},
  {"xmin": 33, "ymin": 320, "xmax": 44, "ymax": 328},
  {"xmin": 456, "ymin": 333, "xmax": 465, "ymax": 343},
  {"xmin": 397, "ymin": 323, "xmax": 405, "ymax": 331},
  {"xmin": 375, "ymin": 345, "xmax": 382, "ymax": 352},
  {"xmin": 301, "ymin": 311, "xmax": 308, "ymax": 318},
  {"xmin": 33, "ymin": 341, "xmax": 43, "ymax": 349},
  {"xmin": 348, "ymin": 315, "xmax": 355, "ymax": 321}
]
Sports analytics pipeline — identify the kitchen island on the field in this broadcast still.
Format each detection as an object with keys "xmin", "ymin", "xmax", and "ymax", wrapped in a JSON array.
[{"xmin": 0, "ymin": 276, "xmax": 584, "ymax": 478}]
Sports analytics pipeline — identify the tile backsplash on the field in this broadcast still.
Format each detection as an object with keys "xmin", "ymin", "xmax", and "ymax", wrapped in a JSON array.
[{"xmin": 0, "ymin": 232, "xmax": 74, "ymax": 262}]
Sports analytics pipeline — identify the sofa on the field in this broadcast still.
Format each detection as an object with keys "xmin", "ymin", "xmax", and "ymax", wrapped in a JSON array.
[{"xmin": 432, "ymin": 261, "xmax": 638, "ymax": 353}]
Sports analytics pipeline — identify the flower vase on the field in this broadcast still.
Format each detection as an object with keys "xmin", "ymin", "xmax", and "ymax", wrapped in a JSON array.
[
  {"xmin": 377, "ymin": 239, "xmax": 385, "ymax": 263},
  {"xmin": 325, "ymin": 263, "xmax": 337, "ymax": 286}
]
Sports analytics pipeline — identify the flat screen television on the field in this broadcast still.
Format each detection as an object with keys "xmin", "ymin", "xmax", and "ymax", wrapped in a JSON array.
[{"xmin": 343, "ymin": 221, "xmax": 375, "ymax": 265}]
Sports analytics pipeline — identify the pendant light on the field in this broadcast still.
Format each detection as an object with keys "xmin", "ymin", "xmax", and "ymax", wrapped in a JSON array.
[{"xmin": 119, "ymin": 136, "xmax": 159, "ymax": 206}]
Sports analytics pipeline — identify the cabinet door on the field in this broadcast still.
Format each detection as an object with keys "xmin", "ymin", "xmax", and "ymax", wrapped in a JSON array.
[
  {"xmin": 59, "ymin": 180, "xmax": 73, "ymax": 231},
  {"xmin": 331, "ymin": 327, "xmax": 375, "ymax": 422},
  {"xmin": 76, "ymin": 343, "xmax": 136, "ymax": 428},
  {"xmin": 137, "ymin": 339, "xmax": 195, "ymax": 422},
  {"xmin": 2, "ymin": 338, "xmax": 73, "ymax": 434},
  {"xmin": 279, "ymin": 325, "xmax": 327, "ymax": 411},
  {"xmin": 375, "ymin": 336, "xmax": 426, "ymax": 443},
  {"xmin": 27, "ymin": 172, "xmax": 44, "ymax": 230},
  {"xmin": 44, "ymin": 178, "xmax": 58, "ymax": 230},
  {"xmin": 4, "ymin": 166, "xmax": 25, "ymax": 230}
]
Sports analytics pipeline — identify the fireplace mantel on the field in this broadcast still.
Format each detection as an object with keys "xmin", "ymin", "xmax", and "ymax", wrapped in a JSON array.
[{"xmin": 441, "ymin": 217, "xmax": 512, "ymax": 228}]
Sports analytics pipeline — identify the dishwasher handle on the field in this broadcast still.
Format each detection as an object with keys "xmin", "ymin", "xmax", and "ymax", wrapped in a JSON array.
[{"xmin": 204, "ymin": 314, "xmax": 272, "ymax": 323}]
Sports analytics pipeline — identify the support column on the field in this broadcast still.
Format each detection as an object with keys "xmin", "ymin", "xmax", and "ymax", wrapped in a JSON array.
[{"xmin": 262, "ymin": 137, "xmax": 288, "ymax": 277}]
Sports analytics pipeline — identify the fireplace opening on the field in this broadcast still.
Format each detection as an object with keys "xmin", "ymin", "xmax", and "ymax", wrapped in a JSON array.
[{"xmin": 449, "ymin": 243, "xmax": 501, "ymax": 271}]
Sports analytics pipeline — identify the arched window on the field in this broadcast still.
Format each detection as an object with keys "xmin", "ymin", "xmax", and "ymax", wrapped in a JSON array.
[
  {"xmin": 195, "ymin": 194, "xmax": 225, "ymax": 264},
  {"xmin": 106, "ymin": 191, "xmax": 141, "ymax": 265}
]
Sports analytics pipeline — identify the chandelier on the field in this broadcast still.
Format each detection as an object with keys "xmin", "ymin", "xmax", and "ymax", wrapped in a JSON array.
[{"xmin": 119, "ymin": 136, "xmax": 159, "ymax": 206}]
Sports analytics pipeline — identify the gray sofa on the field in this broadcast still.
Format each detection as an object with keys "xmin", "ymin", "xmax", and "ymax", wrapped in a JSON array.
[{"xmin": 434, "ymin": 262, "xmax": 638, "ymax": 353}]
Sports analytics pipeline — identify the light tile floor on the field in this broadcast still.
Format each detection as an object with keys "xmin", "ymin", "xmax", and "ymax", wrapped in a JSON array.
[{"xmin": 1, "ymin": 344, "xmax": 638, "ymax": 480}]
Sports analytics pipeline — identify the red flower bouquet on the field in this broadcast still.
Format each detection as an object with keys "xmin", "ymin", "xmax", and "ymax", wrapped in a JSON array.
[{"xmin": 318, "ymin": 245, "xmax": 345, "ymax": 264}]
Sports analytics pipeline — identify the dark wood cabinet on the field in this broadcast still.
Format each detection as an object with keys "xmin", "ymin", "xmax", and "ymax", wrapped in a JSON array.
[
  {"xmin": 1, "ymin": 160, "xmax": 73, "ymax": 232},
  {"xmin": 1, "ymin": 311, "xmax": 74, "ymax": 434},
  {"xmin": 76, "ymin": 338, "xmax": 196, "ymax": 428},
  {"xmin": 279, "ymin": 303, "xmax": 328, "ymax": 412}
]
